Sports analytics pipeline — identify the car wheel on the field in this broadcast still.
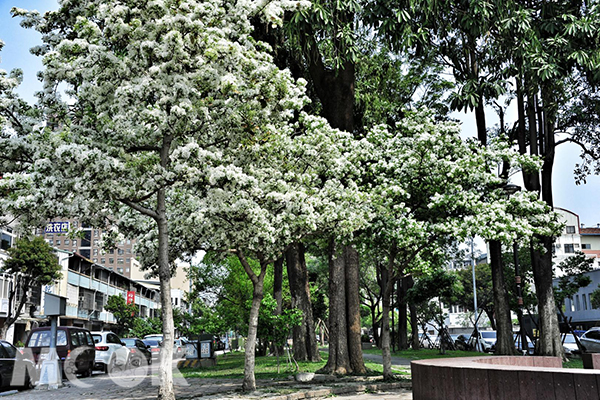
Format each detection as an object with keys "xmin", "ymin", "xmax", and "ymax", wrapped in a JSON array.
[
  {"xmin": 148, "ymin": 357, "xmax": 152, "ymax": 365},
  {"xmin": 107, "ymin": 356, "xmax": 116, "ymax": 373},
  {"xmin": 81, "ymin": 361, "xmax": 93, "ymax": 378},
  {"xmin": 130, "ymin": 357, "xmax": 140, "ymax": 368}
]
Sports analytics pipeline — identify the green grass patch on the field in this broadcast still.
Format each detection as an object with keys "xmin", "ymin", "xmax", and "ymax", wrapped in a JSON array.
[
  {"xmin": 179, "ymin": 351, "xmax": 399, "ymax": 380},
  {"xmin": 563, "ymin": 358, "xmax": 583, "ymax": 369},
  {"xmin": 362, "ymin": 347, "xmax": 487, "ymax": 360}
]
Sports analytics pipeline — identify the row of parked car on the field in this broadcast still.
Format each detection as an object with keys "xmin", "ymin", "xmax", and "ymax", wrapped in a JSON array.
[
  {"xmin": 444, "ymin": 329, "xmax": 588, "ymax": 355},
  {"xmin": 0, "ymin": 327, "xmax": 191, "ymax": 390}
]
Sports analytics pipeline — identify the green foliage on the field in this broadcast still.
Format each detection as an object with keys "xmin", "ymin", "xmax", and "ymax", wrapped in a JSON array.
[
  {"xmin": 104, "ymin": 294, "xmax": 139, "ymax": 336},
  {"xmin": 129, "ymin": 316, "xmax": 162, "ymax": 338},
  {"xmin": 554, "ymin": 252, "xmax": 594, "ymax": 306},
  {"xmin": 3, "ymin": 236, "xmax": 62, "ymax": 285},
  {"xmin": 257, "ymin": 294, "xmax": 302, "ymax": 349}
]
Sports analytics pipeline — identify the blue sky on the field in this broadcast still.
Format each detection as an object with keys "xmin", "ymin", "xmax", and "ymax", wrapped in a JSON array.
[{"xmin": 1, "ymin": 0, "xmax": 599, "ymax": 226}]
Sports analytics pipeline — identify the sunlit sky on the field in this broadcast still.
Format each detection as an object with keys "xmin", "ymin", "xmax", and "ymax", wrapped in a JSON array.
[{"xmin": 1, "ymin": 0, "xmax": 599, "ymax": 230}]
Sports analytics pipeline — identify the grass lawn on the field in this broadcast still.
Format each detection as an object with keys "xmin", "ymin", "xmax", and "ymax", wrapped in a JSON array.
[
  {"xmin": 179, "ymin": 351, "xmax": 393, "ymax": 380},
  {"xmin": 563, "ymin": 358, "xmax": 583, "ymax": 369}
]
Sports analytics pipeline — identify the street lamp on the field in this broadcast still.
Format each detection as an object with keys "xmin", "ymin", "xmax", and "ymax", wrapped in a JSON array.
[{"xmin": 502, "ymin": 183, "xmax": 529, "ymax": 354}]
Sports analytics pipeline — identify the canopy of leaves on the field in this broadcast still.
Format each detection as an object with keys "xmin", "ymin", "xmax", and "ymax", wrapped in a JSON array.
[{"xmin": 3, "ymin": 236, "xmax": 62, "ymax": 285}]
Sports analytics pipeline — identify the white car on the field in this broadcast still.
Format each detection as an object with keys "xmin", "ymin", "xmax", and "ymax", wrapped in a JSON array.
[
  {"xmin": 92, "ymin": 331, "xmax": 130, "ymax": 372},
  {"xmin": 562, "ymin": 333, "xmax": 580, "ymax": 355},
  {"xmin": 580, "ymin": 328, "xmax": 600, "ymax": 353},
  {"xmin": 469, "ymin": 330, "xmax": 497, "ymax": 352}
]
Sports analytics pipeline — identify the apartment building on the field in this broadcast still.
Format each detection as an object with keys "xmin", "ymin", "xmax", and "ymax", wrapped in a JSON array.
[
  {"xmin": 41, "ymin": 251, "xmax": 160, "ymax": 331},
  {"xmin": 40, "ymin": 219, "xmax": 137, "ymax": 277}
]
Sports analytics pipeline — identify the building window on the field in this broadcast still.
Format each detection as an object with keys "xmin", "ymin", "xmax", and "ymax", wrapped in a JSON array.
[
  {"xmin": 564, "ymin": 244, "xmax": 575, "ymax": 253},
  {"xmin": 80, "ymin": 249, "xmax": 91, "ymax": 258},
  {"xmin": 583, "ymin": 244, "xmax": 592, "ymax": 249},
  {"xmin": 117, "ymin": 268, "xmax": 123, "ymax": 274},
  {"xmin": 126, "ymin": 268, "xmax": 130, "ymax": 273},
  {"xmin": 64, "ymin": 239, "xmax": 70, "ymax": 245},
  {"xmin": 576, "ymin": 295, "xmax": 581, "ymax": 311},
  {"xmin": 56, "ymin": 239, "xmax": 61, "ymax": 246},
  {"xmin": 127, "ymin": 239, "xmax": 131, "ymax": 245},
  {"xmin": 94, "ymin": 230, "xmax": 99, "ymax": 237},
  {"xmin": 109, "ymin": 249, "xmax": 114, "ymax": 254},
  {"xmin": 118, "ymin": 249, "xmax": 124, "ymax": 255},
  {"xmin": 93, "ymin": 249, "xmax": 98, "ymax": 256},
  {"xmin": 126, "ymin": 248, "xmax": 131, "ymax": 254},
  {"xmin": 93, "ymin": 258, "xmax": 98, "ymax": 263},
  {"xmin": 583, "ymin": 294, "xmax": 588, "ymax": 310},
  {"xmin": 1, "ymin": 231, "xmax": 13, "ymax": 250},
  {"xmin": 566, "ymin": 226, "xmax": 576, "ymax": 234},
  {"xmin": 117, "ymin": 258, "xmax": 124, "ymax": 264},
  {"xmin": 48, "ymin": 240, "xmax": 54, "ymax": 245},
  {"xmin": 126, "ymin": 258, "xmax": 130, "ymax": 264},
  {"xmin": 93, "ymin": 240, "xmax": 99, "ymax": 247},
  {"xmin": 109, "ymin": 258, "xmax": 114, "ymax": 264},
  {"xmin": 72, "ymin": 240, "xmax": 77, "ymax": 246},
  {"xmin": 101, "ymin": 258, "xmax": 106, "ymax": 264}
]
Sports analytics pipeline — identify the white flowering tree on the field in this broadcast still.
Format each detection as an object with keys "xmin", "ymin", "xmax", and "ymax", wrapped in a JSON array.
[
  {"xmin": 1, "ymin": 0, "xmax": 362, "ymax": 396},
  {"xmin": 358, "ymin": 110, "xmax": 561, "ymax": 379}
]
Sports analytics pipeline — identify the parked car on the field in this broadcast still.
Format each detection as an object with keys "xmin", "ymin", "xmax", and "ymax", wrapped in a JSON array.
[
  {"xmin": 173, "ymin": 339, "xmax": 186, "ymax": 359},
  {"xmin": 144, "ymin": 334, "xmax": 163, "ymax": 342},
  {"xmin": 142, "ymin": 339, "xmax": 162, "ymax": 361},
  {"xmin": 213, "ymin": 336, "xmax": 225, "ymax": 351},
  {"xmin": 580, "ymin": 327, "xmax": 600, "ymax": 353},
  {"xmin": 513, "ymin": 333, "xmax": 534, "ymax": 355},
  {"xmin": 562, "ymin": 333, "xmax": 580, "ymax": 356},
  {"xmin": 0, "ymin": 340, "xmax": 36, "ymax": 389},
  {"xmin": 122, "ymin": 338, "xmax": 152, "ymax": 367},
  {"xmin": 468, "ymin": 330, "xmax": 497, "ymax": 352},
  {"xmin": 91, "ymin": 331, "xmax": 129, "ymax": 372},
  {"xmin": 25, "ymin": 326, "xmax": 95, "ymax": 377}
]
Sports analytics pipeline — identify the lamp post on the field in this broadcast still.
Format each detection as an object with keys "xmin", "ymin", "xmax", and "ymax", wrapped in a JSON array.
[{"xmin": 502, "ymin": 183, "xmax": 528, "ymax": 354}]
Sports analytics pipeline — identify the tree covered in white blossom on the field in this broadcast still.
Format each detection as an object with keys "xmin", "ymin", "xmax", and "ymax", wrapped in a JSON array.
[
  {"xmin": 3, "ymin": 0, "xmax": 361, "ymax": 395},
  {"xmin": 356, "ymin": 110, "xmax": 562, "ymax": 378}
]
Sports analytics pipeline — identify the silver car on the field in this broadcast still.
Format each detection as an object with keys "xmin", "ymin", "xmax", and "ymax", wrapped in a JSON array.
[{"xmin": 580, "ymin": 328, "xmax": 600, "ymax": 353}]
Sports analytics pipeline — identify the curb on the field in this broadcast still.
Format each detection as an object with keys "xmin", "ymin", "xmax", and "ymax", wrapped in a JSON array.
[{"xmin": 258, "ymin": 381, "xmax": 412, "ymax": 400}]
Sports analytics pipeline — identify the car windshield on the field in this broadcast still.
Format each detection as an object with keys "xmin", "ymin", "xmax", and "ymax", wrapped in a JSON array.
[
  {"xmin": 122, "ymin": 338, "xmax": 136, "ymax": 346},
  {"xmin": 481, "ymin": 332, "xmax": 496, "ymax": 339},
  {"xmin": 92, "ymin": 334, "xmax": 102, "ymax": 344},
  {"xmin": 143, "ymin": 340, "xmax": 160, "ymax": 347},
  {"xmin": 564, "ymin": 334, "xmax": 576, "ymax": 343},
  {"xmin": 27, "ymin": 330, "xmax": 67, "ymax": 347}
]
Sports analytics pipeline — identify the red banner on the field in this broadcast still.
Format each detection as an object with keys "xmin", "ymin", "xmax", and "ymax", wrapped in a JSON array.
[{"xmin": 126, "ymin": 291, "xmax": 135, "ymax": 305}]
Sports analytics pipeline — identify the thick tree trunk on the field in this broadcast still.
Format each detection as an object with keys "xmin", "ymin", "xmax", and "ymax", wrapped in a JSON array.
[
  {"xmin": 531, "ymin": 238, "xmax": 563, "ymax": 357},
  {"xmin": 489, "ymin": 240, "xmax": 515, "ymax": 355},
  {"xmin": 318, "ymin": 239, "xmax": 351, "ymax": 374},
  {"xmin": 157, "ymin": 201, "xmax": 175, "ymax": 400},
  {"xmin": 398, "ymin": 277, "xmax": 409, "ymax": 350},
  {"xmin": 286, "ymin": 243, "xmax": 320, "ymax": 362},
  {"xmin": 344, "ymin": 246, "xmax": 366, "ymax": 373}
]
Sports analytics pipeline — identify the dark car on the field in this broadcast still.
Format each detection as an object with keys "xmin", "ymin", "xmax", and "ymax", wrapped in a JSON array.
[
  {"xmin": 0, "ymin": 340, "xmax": 36, "ymax": 389},
  {"xmin": 25, "ymin": 326, "xmax": 95, "ymax": 377},
  {"xmin": 122, "ymin": 338, "xmax": 152, "ymax": 367},
  {"xmin": 142, "ymin": 339, "xmax": 162, "ymax": 361}
]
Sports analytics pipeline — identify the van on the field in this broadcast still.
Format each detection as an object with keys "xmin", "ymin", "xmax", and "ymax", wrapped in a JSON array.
[{"xmin": 25, "ymin": 326, "xmax": 95, "ymax": 377}]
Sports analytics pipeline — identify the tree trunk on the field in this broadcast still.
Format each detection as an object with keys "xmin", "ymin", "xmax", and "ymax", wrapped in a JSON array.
[
  {"xmin": 239, "ymin": 254, "xmax": 268, "ymax": 391},
  {"xmin": 398, "ymin": 277, "xmax": 409, "ymax": 350},
  {"xmin": 531, "ymin": 238, "xmax": 564, "ymax": 357},
  {"xmin": 272, "ymin": 257, "xmax": 284, "ymax": 358},
  {"xmin": 286, "ymin": 243, "xmax": 320, "ymax": 362},
  {"xmin": 344, "ymin": 246, "xmax": 366, "ymax": 373},
  {"xmin": 408, "ymin": 276, "xmax": 419, "ymax": 349},
  {"xmin": 274, "ymin": 257, "xmax": 284, "ymax": 315},
  {"xmin": 157, "ymin": 198, "xmax": 175, "ymax": 400},
  {"xmin": 318, "ymin": 238, "xmax": 351, "ymax": 374},
  {"xmin": 371, "ymin": 307, "xmax": 380, "ymax": 348},
  {"xmin": 380, "ymin": 249, "xmax": 396, "ymax": 380},
  {"xmin": 489, "ymin": 240, "xmax": 515, "ymax": 355},
  {"xmin": 484, "ymin": 309, "xmax": 497, "ymax": 331}
]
